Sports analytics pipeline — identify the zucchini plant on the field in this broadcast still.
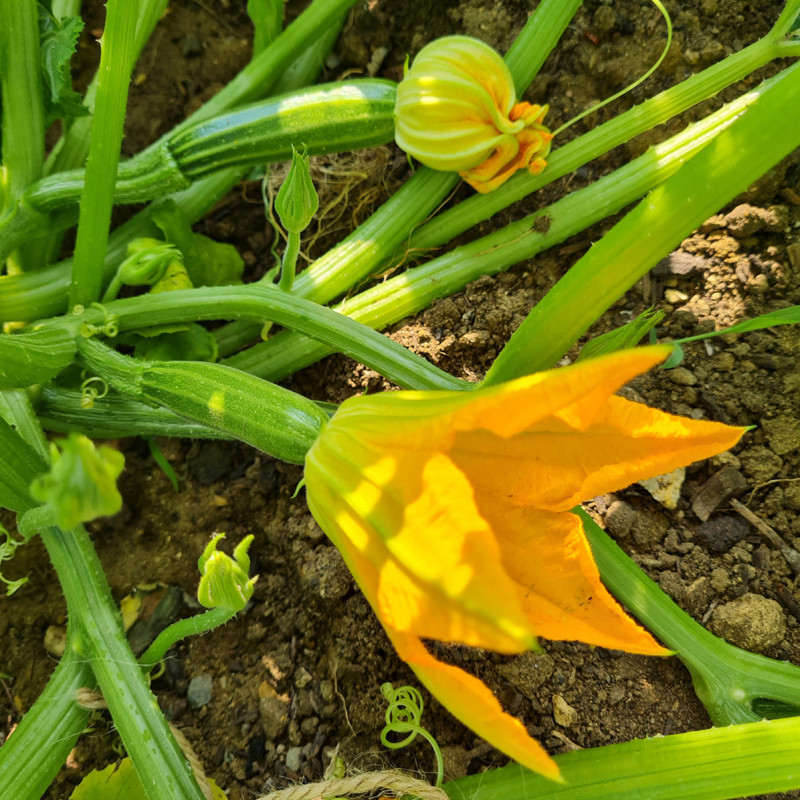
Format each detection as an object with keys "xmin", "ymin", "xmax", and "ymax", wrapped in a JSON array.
[{"xmin": 1, "ymin": 0, "xmax": 800, "ymax": 798}]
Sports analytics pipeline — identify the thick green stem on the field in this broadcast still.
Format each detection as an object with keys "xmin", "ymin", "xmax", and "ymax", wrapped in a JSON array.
[
  {"xmin": 63, "ymin": 284, "xmax": 466, "ymax": 391},
  {"xmin": 40, "ymin": 523, "xmax": 205, "ymax": 800},
  {"xmin": 140, "ymin": 608, "xmax": 234, "ymax": 672},
  {"xmin": 36, "ymin": 385, "xmax": 234, "ymax": 439},
  {"xmin": 0, "ymin": 0, "xmax": 46, "ymax": 274},
  {"xmin": 69, "ymin": 0, "xmax": 140, "ymax": 308},
  {"xmin": 483, "ymin": 59, "xmax": 800, "ymax": 385},
  {"xmin": 0, "ymin": 639, "xmax": 93, "ymax": 800},
  {"xmin": 75, "ymin": 337, "xmax": 327, "ymax": 464},
  {"xmin": 0, "ymin": 0, "xmax": 45, "ymax": 204},
  {"xmin": 580, "ymin": 511, "xmax": 800, "ymax": 725},
  {"xmin": 279, "ymin": 231, "xmax": 301, "ymax": 292},
  {"xmin": 222, "ymin": 74, "xmax": 757, "ymax": 382},
  {"xmin": 444, "ymin": 715, "xmax": 800, "ymax": 800}
]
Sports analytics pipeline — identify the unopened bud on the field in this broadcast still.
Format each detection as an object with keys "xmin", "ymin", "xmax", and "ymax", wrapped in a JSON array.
[{"xmin": 275, "ymin": 146, "xmax": 319, "ymax": 234}]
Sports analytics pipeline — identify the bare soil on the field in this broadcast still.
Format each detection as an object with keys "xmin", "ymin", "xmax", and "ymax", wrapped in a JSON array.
[{"xmin": 2, "ymin": 1, "xmax": 800, "ymax": 799}]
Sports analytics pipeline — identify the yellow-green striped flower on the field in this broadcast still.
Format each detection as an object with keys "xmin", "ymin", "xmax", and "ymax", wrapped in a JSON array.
[{"xmin": 394, "ymin": 36, "xmax": 553, "ymax": 193}]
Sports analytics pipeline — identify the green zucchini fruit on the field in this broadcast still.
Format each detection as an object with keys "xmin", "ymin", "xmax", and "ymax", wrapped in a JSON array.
[
  {"xmin": 76, "ymin": 336, "xmax": 327, "ymax": 464},
  {"xmin": 169, "ymin": 79, "xmax": 398, "ymax": 179},
  {"xmin": 140, "ymin": 361, "xmax": 328, "ymax": 464},
  {"xmin": 22, "ymin": 79, "xmax": 398, "ymax": 214}
]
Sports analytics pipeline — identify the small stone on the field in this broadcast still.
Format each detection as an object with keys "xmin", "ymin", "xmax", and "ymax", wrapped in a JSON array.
[
  {"xmin": 653, "ymin": 251, "xmax": 704, "ymax": 277},
  {"xmin": 696, "ymin": 516, "xmax": 752, "ymax": 553},
  {"xmin": 663, "ymin": 288, "xmax": 688, "ymax": 304},
  {"xmin": 724, "ymin": 204, "xmax": 767, "ymax": 238},
  {"xmin": 639, "ymin": 467, "xmax": 685, "ymax": 510},
  {"xmin": 658, "ymin": 571, "xmax": 687, "ymax": 603},
  {"xmin": 685, "ymin": 577, "xmax": 714, "ymax": 616},
  {"xmin": 319, "ymin": 679, "xmax": 335, "ymax": 704},
  {"xmin": 592, "ymin": 6, "xmax": 617, "ymax": 34},
  {"xmin": 785, "ymin": 484, "xmax": 800, "ymax": 511},
  {"xmin": 300, "ymin": 716, "xmax": 319, "ymax": 737},
  {"xmin": 692, "ymin": 465, "xmax": 750, "ymax": 521},
  {"xmin": 710, "ymin": 593, "xmax": 786, "ymax": 652},
  {"xmin": 259, "ymin": 682, "xmax": 290, "ymax": 739},
  {"xmin": 761, "ymin": 417, "xmax": 800, "ymax": 456},
  {"xmin": 187, "ymin": 674, "xmax": 213, "ymax": 709},
  {"xmin": 605, "ymin": 499, "xmax": 637, "ymax": 539},
  {"xmin": 285, "ymin": 745, "xmax": 303, "ymax": 772},
  {"xmin": 710, "ymin": 567, "xmax": 732, "ymax": 593},
  {"xmin": 667, "ymin": 367, "xmax": 697, "ymax": 386},
  {"xmin": 552, "ymin": 694, "xmax": 578, "ymax": 728},
  {"xmin": 44, "ymin": 625, "xmax": 66, "ymax": 657},
  {"xmin": 739, "ymin": 447, "xmax": 783, "ymax": 484},
  {"xmin": 630, "ymin": 508, "xmax": 669, "ymax": 550},
  {"xmin": 294, "ymin": 666, "xmax": 313, "ymax": 689}
]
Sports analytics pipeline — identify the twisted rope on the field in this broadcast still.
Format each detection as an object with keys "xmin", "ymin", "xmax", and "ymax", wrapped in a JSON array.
[{"xmin": 257, "ymin": 770, "xmax": 449, "ymax": 800}]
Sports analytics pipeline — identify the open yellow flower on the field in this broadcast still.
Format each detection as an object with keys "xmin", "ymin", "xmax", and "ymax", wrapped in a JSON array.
[
  {"xmin": 304, "ymin": 347, "xmax": 745, "ymax": 779},
  {"xmin": 394, "ymin": 35, "xmax": 553, "ymax": 193}
]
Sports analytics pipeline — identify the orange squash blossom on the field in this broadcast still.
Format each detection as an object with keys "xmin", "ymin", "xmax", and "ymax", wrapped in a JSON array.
[
  {"xmin": 304, "ymin": 347, "xmax": 746, "ymax": 779},
  {"xmin": 393, "ymin": 35, "xmax": 554, "ymax": 193}
]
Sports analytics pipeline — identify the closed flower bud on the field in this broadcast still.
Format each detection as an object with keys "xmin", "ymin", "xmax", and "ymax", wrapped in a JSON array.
[
  {"xmin": 275, "ymin": 145, "xmax": 319, "ymax": 234},
  {"xmin": 394, "ymin": 35, "xmax": 553, "ymax": 193},
  {"xmin": 197, "ymin": 533, "xmax": 258, "ymax": 612},
  {"xmin": 119, "ymin": 238, "xmax": 181, "ymax": 287},
  {"xmin": 29, "ymin": 433, "xmax": 124, "ymax": 530}
]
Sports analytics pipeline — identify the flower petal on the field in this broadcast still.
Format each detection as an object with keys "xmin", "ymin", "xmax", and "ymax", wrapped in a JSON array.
[
  {"xmin": 450, "ymin": 346, "xmax": 674, "ymax": 438},
  {"xmin": 450, "ymin": 395, "xmax": 746, "ymax": 511},
  {"xmin": 305, "ymin": 442, "xmax": 535, "ymax": 652},
  {"xmin": 470, "ymin": 501, "xmax": 668, "ymax": 655},
  {"xmin": 390, "ymin": 631, "xmax": 562, "ymax": 781}
]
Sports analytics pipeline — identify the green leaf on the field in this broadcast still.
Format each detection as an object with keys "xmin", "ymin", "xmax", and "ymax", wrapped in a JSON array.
[
  {"xmin": 29, "ymin": 433, "xmax": 125, "ymax": 529},
  {"xmin": 70, "ymin": 758, "xmax": 148, "ymax": 800},
  {"xmin": 70, "ymin": 758, "xmax": 227, "ymax": 800},
  {"xmin": 577, "ymin": 308, "xmax": 664, "ymax": 361},
  {"xmin": 123, "ymin": 323, "xmax": 219, "ymax": 362},
  {"xmin": 673, "ymin": 304, "xmax": 800, "ymax": 346},
  {"xmin": 151, "ymin": 201, "xmax": 244, "ymax": 288},
  {"xmin": 0, "ymin": 415, "xmax": 49, "ymax": 514},
  {"xmin": 247, "ymin": 0, "xmax": 283, "ymax": 55},
  {"xmin": 38, "ymin": 7, "xmax": 88, "ymax": 125}
]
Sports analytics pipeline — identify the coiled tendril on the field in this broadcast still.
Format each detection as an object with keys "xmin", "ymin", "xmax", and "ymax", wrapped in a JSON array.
[{"xmin": 380, "ymin": 682, "xmax": 444, "ymax": 787}]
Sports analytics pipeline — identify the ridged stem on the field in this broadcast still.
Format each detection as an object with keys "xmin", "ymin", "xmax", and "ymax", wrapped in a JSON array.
[{"xmin": 69, "ymin": 0, "xmax": 140, "ymax": 308}]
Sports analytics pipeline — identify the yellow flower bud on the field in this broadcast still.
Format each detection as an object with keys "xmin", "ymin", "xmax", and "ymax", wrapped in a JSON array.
[{"xmin": 394, "ymin": 35, "xmax": 553, "ymax": 193}]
